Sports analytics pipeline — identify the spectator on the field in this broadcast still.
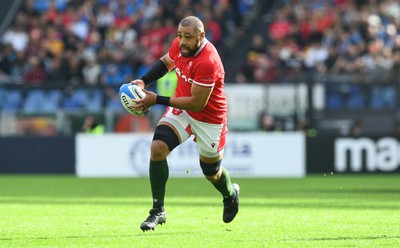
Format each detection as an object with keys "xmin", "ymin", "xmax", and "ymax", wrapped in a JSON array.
[
  {"xmin": 82, "ymin": 57, "xmax": 101, "ymax": 86},
  {"xmin": 350, "ymin": 119, "xmax": 363, "ymax": 137},
  {"xmin": 259, "ymin": 112, "xmax": 279, "ymax": 132},
  {"xmin": 303, "ymin": 36, "xmax": 329, "ymax": 73},
  {"xmin": 204, "ymin": 11, "xmax": 222, "ymax": 47},
  {"xmin": 279, "ymin": 37, "xmax": 303, "ymax": 79},
  {"xmin": 42, "ymin": 26, "xmax": 64, "ymax": 58},
  {"xmin": 268, "ymin": 7, "xmax": 292, "ymax": 42},
  {"xmin": 101, "ymin": 63, "xmax": 125, "ymax": 91},
  {"xmin": 96, "ymin": 4, "xmax": 115, "ymax": 40},
  {"xmin": 235, "ymin": 52, "xmax": 258, "ymax": 83},
  {"xmin": 66, "ymin": 55, "xmax": 84, "ymax": 85},
  {"xmin": 0, "ymin": 45, "xmax": 14, "ymax": 76},
  {"xmin": 2, "ymin": 25, "xmax": 29, "ymax": 52},
  {"xmin": 24, "ymin": 56, "xmax": 46, "ymax": 85},
  {"xmin": 47, "ymin": 56, "xmax": 68, "ymax": 84},
  {"xmin": 10, "ymin": 51, "xmax": 26, "ymax": 83},
  {"xmin": 248, "ymin": 34, "xmax": 266, "ymax": 54},
  {"xmin": 68, "ymin": 7, "xmax": 90, "ymax": 41},
  {"xmin": 81, "ymin": 115, "xmax": 105, "ymax": 134}
]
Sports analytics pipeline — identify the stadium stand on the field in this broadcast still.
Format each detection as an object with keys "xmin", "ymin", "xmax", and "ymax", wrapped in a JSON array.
[
  {"xmin": 0, "ymin": 0, "xmax": 258, "ymax": 116},
  {"xmin": 1, "ymin": 0, "xmax": 400, "ymax": 135},
  {"xmin": 236, "ymin": 0, "xmax": 400, "ymax": 84}
]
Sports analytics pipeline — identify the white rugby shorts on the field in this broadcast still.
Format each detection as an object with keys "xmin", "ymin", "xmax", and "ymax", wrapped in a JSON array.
[{"xmin": 159, "ymin": 107, "xmax": 227, "ymax": 158}]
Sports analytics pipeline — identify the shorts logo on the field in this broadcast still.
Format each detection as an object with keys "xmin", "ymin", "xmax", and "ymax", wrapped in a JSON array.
[
  {"xmin": 172, "ymin": 108, "xmax": 183, "ymax": 115},
  {"xmin": 211, "ymin": 143, "xmax": 216, "ymax": 148}
]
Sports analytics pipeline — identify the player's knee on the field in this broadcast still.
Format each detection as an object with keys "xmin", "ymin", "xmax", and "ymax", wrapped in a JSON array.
[
  {"xmin": 153, "ymin": 124, "xmax": 180, "ymax": 151},
  {"xmin": 200, "ymin": 159, "xmax": 222, "ymax": 182},
  {"xmin": 151, "ymin": 140, "xmax": 170, "ymax": 160}
]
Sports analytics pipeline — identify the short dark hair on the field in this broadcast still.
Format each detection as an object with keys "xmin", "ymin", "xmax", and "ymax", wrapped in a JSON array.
[{"xmin": 179, "ymin": 16, "xmax": 204, "ymax": 33}]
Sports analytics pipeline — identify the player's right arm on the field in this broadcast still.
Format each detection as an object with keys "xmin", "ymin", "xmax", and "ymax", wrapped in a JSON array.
[
  {"xmin": 134, "ymin": 53, "xmax": 216, "ymax": 113},
  {"xmin": 160, "ymin": 53, "xmax": 175, "ymax": 70},
  {"xmin": 130, "ymin": 53, "xmax": 174, "ymax": 89}
]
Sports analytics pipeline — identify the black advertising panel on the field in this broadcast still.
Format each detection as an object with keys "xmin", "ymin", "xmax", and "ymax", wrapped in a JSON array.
[
  {"xmin": 0, "ymin": 137, "xmax": 75, "ymax": 174},
  {"xmin": 307, "ymin": 136, "xmax": 400, "ymax": 173}
]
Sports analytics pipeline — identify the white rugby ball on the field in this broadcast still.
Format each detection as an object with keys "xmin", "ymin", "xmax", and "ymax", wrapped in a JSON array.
[{"xmin": 119, "ymin": 83, "xmax": 146, "ymax": 116}]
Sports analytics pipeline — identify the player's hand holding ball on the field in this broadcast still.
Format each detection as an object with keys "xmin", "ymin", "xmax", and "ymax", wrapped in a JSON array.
[
  {"xmin": 130, "ymin": 79, "xmax": 158, "ymax": 112},
  {"xmin": 119, "ymin": 83, "xmax": 146, "ymax": 116},
  {"xmin": 119, "ymin": 81, "xmax": 157, "ymax": 116},
  {"xmin": 132, "ymin": 87, "xmax": 157, "ymax": 113},
  {"xmin": 130, "ymin": 79, "xmax": 145, "ymax": 89}
]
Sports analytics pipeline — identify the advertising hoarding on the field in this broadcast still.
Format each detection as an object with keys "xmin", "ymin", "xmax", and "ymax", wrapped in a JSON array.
[{"xmin": 76, "ymin": 132, "xmax": 305, "ymax": 178}]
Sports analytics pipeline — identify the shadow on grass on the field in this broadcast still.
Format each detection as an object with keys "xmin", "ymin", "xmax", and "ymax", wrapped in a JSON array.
[
  {"xmin": 0, "ymin": 231, "xmax": 202, "ymax": 242},
  {"xmin": 0, "ymin": 198, "xmax": 399, "ymax": 210},
  {"xmin": 5, "ymin": 234, "xmax": 398, "ymax": 244},
  {"xmin": 306, "ymin": 189, "xmax": 400, "ymax": 194},
  {"xmin": 284, "ymin": 235, "xmax": 400, "ymax": 242}
]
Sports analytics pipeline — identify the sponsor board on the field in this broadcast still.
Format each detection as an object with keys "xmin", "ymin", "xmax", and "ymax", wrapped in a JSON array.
[
  {"xmin": 307, "ymin": 136, "xmax": 400, "ymax": 173},
  {"xmin": 335, "ymin": 137, "xmax": 400, "ymax": 172},
  {"xmin": 76, "ymin": 132, "xmax": 305, "ymax": 177},
  {"xmin": 225, "ymin": 85, "xmax": 265, "ymax": 130},
  {"xmin": 224, "ymin": 84, "xmax": 307, "ymax": 130}
]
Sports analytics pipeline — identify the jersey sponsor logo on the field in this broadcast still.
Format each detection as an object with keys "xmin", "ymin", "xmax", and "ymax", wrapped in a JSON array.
[
  {"xmin": 175, "ymin": 68, "xmax": 192, "ymax": 84},
  {"xmin": 335, "ymin": 137, "xmax": 400, "ymax": 172}
]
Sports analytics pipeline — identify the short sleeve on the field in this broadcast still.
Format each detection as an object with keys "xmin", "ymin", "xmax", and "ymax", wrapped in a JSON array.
[{"xmin": 192, "ymin": 61, "xmax": 216, "ymax": 88}]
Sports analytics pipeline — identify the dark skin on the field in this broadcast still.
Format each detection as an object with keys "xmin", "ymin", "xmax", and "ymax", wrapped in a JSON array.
[{"xmin": 130, "ymin": 23, "xmax": 223, "ymax": 183}]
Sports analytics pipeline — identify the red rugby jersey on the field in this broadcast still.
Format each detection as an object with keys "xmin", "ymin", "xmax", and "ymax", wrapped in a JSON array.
[{"xmin": 168, "ymin": 37, "xmax": 227, "ymax": 124}]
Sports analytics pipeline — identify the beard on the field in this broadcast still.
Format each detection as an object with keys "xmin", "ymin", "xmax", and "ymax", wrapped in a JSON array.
[{"xmin": 180, "ymin": 45, "xmax": 198, "ymax": 57}]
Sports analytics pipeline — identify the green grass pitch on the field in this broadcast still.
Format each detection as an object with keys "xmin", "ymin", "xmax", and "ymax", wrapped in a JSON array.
[{"xmin": 1, "ymin": 174, "xmax": 400, "ymax": 247}]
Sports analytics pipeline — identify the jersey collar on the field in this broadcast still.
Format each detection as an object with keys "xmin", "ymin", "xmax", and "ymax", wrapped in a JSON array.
[{"xmin": 194, "ymin": 38, "xmax": 208, "ymax": 57}]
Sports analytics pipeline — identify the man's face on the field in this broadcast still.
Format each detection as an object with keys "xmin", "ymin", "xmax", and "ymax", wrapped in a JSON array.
[{"xmin": 177, "ymin": 25, "xmax": 204, "ymax": 57}]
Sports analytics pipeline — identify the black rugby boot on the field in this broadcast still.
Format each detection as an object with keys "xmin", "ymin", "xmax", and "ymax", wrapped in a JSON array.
[
  {"xmin": 140, "ymin": 208, "xmax": 167, "ymax": 231},
  {"xmin": 222, "ymin": 183, "xmax": 240, "ymax": 223}
]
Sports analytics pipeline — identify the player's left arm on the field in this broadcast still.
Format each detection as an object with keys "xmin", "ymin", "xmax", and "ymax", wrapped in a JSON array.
[{"xmin": 169, "ymin": 83, "xmax": 212, "ymax": 112}]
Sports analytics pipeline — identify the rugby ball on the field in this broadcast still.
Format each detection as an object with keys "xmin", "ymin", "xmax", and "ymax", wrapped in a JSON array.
[{"xmin": 119, "ymin": 83, "xmax": 146, "ymax": 116}]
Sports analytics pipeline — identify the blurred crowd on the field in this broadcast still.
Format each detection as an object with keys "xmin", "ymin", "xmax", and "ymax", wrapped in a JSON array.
[
  {"xmin": 0, "ymin": 0, "xmax": 260, "ymax": 135},
  {"xmin": 3, "ymin": 0, "xmax": 400, "ymax": 88},
  {"xmin": 236, "ymin": 0, "xmax": 400, "ymax": 84},
  {"xmin": 0, "ymin": 0, "xmax": 256, "ymax": 93},
  {"xmin": 3, "ymin": 0, "xmax": 400, "ymax": 135}
]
